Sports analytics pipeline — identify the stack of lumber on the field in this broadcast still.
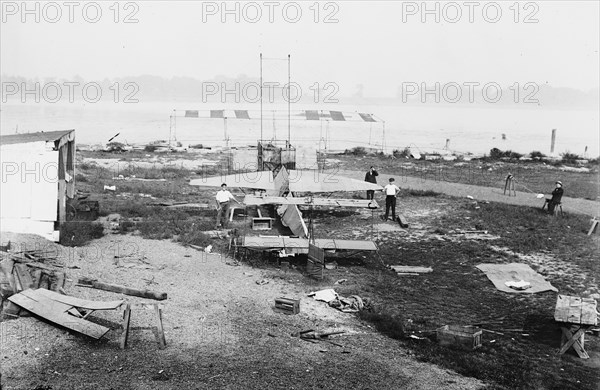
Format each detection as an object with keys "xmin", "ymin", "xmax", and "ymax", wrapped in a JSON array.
[{"xmin": 0, "ymin": 249, "xmax": 67, "ymax": 318}]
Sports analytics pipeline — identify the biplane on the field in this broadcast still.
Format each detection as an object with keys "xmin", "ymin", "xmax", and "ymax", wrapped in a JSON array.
[{"xmin": 190, "ymin": 166, "xmax": 382, "ymax": 258}]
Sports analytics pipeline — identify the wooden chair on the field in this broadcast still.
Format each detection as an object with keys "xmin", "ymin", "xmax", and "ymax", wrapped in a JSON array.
[{"xmin": 542, "ymin": 201, "xmax": 563, "ymax": 217}]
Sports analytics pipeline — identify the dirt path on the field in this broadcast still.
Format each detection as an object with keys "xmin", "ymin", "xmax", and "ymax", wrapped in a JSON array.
[
  {"xmin": 1, "ymin": 233, "xmax": 484, "ymax": 390},
  {"xmin": 337, "ymin": 169, "xmax": 600, "ymax": 217}
]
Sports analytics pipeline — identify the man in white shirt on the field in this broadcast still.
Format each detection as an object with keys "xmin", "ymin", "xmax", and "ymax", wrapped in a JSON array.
[
  {"xmin": 215, "ymin": 183, "xmax": 241, "ymax": 229},
  {"xmin": 383, "ymin": 178, "xmax": 400, "ymax": 221}
]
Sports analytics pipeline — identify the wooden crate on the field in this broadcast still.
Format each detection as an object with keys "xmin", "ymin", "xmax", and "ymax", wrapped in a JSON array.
[
  {"xmin": 274, "ymin": 297, "xmax": 300, "ymax": 315},
  {"xmin": 252, "ymin": 218, "xmax": 272, "ymax": 230},
  {"xmin": 554, "ymin": 295, "xmax": 598, "ymax": 325},
  {"xmin": 437, "ymin": 325, "xmax": 482, "ymax": 350}
]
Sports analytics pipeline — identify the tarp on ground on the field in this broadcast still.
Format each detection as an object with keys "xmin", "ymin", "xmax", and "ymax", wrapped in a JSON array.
[{"xmin": 476, "ymin": 263, "xmax": 558, "ymax": 294}]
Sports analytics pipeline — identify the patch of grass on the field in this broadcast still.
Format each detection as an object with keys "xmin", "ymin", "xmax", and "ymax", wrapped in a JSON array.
[
  {"xmin": 405, "ymin": 189, "xmax": 441, "ymax": 197},
  {"xmin": 75, "ymin": 173, "xmax": 88, "ymax": 182},
  {"xmin": 357, "ymin": 311, "xmax": 405, "ymax": 340},
  {"xmin": 60, "ymin": 221, "xmax": 104, "ymax": 246},
  {"xmin": 353, "ymin": 200, "xmax": 600, "ymax": 390},
  {"xmin": 178, "ymin": 229, "xmax": 213, "ymax": 247},
  {"xmin": 529, "ymin": 151, "xmax": 546, "ymax": 160}
]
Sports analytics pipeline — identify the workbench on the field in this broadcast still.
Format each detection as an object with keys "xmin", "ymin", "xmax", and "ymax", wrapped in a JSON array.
[{"xmin": 554, "ymin": 295, "xmax": 598, "ymax": 359}]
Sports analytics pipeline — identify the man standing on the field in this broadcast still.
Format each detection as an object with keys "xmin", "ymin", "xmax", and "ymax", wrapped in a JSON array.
[
  {"xmin": 545, "ymin": 181, "xmax": 564, "ymax": 215},
  {"xmin": 383, "ymin": 178, "xmax": 400, "ymax": 221},
  {"xmin": 215, "ymin": 183, "xmax": 241, "ymax": 229},
  {"xmin": 364, "ymin": 166, "xmax": 379, "ymax": 200}
]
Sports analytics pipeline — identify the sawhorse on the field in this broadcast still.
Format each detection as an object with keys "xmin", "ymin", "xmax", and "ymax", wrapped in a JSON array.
[
  {"xmin": 559, "ymin": 324, "xmax": 593, "ymax": 359},
  {"xmin": 554, "ymin": 295, "xmax": 597, "ymax": 359},
  {"xmin": 121, "ymin": 303, "xmax": 166, "ymax": 349},
  {"xmin": 503, "ymin": 174, "xmax": 516, "ymax": 196}
]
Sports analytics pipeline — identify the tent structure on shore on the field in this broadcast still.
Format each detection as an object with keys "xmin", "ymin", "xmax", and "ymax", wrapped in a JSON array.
[{"xmin": 1, "ymin": 130, "xmax": 76, "ymax": 241}]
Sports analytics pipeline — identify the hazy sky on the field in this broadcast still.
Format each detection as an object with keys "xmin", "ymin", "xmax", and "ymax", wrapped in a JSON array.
[{"xmin": 2, "ymin": 1, "xmax": 599, "ymax": 97}]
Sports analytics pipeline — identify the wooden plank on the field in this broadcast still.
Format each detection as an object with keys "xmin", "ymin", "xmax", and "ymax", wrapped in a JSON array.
[
  {"xmin": 554, "ymin": 295, "xmax": 571, "ymax": 323},
  {"xmin": 0, "ymin": 258, "xmax": 14, "ymax": 276},
  {"xmin": 19, "ymin": 289, "xmax": 73, "ymax": 314},
  {"xmin": 390, "ymin": 266, "xmax": 433, "ymax": 274},
  {"xmin": 3, "ymin": 300, "xmax": 21, "ymax": 317},
  {"xmin": 0, "ymin": 269, "xmax": 14, "ymax": 298},
  {"xmin": 30, "ymin": 269, "xmax": 43, "ymax": 289},
  {"xmin": 397, "ymin": 215, "xmax": 409, "ymax": 228},
  {"xmin": 587, "ymin": 219, "xmax": 599, "ymax": 236},
  {"xmin": 567, "ymin": 296, "xmax": 583, "ymax": 324},
  {"xmin": 581, "ymin": 298, "xmax": 598, "ymax": 325},
  {"xmin": 8, "ymin": 290, "xmax": 109, "ymax": 339},
  {"xmin": 35, "ymin": 288, "xmax": 124, "ymax": 311},
  {"xmin": 55, "ymin": 272, "xmax": 66, "ymax": 292},
  {"xmin": 39, "ymin": 273, "xmax": 51, "ymax": 290},
  {"xmin": 120, "ymin": 303, "xmax": 131, "ymax": 349},
  {"xmin": 13, "ymin": 264, "xmax": 35, "ymax": 290},
  {"xmin": 154, "ymin": 304, "xmax": 166, "ymax": 349},
  {"xmin": 2, "ymin": 271, "xmax": 20, "ymax": 316},
  {"xmin": 78, "ymin": 278, "xmax": 167, "ymax": 301}
]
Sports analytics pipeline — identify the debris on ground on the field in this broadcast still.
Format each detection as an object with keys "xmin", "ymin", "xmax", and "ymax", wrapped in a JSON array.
[
  {"xmin": 1, "ymin": 249, "xmax": 68, "ymax": 318},
  {"xmin": 324, "ymin": 261, "xmax": 338, "ymax": 270},
  {"xmin": 308, "ymin": 289, "xmax": 338, "ymax": 303},
  {"xmin": 504, "ymin": 280, "xmax": 532, "ymax": 290},
  {"xmin": 329, "ymin": 295, "xmax": 367, "ymax": 313},
  {"xmin": 308, "ymin": 289, "xmax": 368, "ymax": 313},
  {"xmin": 113, "ymin": 254, "xmax": 153, "ymax": 269},
  {"xmin": 292, "ymin": 329, "xmax": 348, "ymax": 348}
]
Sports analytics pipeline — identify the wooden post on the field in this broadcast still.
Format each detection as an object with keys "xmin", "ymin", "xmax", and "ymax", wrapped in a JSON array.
[
  {"xmin": 154, "ymin": 304, "xmax": 166, "ymax": 349},
  {"xmin": 120, "ymin": 303, "xmax": 131, "ymax": 349},
  {"xmin": 588, "ymin": 218, "xmax": 599, "ymax": 236}
]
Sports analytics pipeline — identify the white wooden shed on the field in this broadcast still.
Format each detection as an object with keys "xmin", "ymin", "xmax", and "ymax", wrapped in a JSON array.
[{"xmin": 1, "ymin": 130, "xmax": 75, "ymax": 241}]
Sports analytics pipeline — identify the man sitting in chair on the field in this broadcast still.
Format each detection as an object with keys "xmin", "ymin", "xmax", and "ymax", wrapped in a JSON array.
[{"xmin": 545, "ymin": 181, "xmax": 564, "ymax": 215}]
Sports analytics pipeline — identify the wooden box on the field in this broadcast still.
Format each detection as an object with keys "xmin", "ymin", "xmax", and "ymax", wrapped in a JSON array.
[
  {"xmin": 274, "ymin": 297, "xmax": 300, "ymax": 315},
  {"xmin": 437, "ymin": 325, "xmax": 482, "ymax": 350},
  {"xmin": 554, "ymin": 295, "xmax": 598, "ymax": 325},
  {"xmin": 252, "ymin": 218, "xmax": 272, "ymax": 230}
]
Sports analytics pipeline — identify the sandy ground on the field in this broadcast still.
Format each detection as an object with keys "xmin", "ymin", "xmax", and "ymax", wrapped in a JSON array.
[{"xmin": 0, "ymin": 232, "xmax": 484, "ymax": 390}]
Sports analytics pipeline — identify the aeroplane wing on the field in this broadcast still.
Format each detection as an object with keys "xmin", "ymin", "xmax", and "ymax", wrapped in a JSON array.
[
  {"xmin": 244, "ymin": 195, "xmax": 379, "ymax": 208},
  {"xmin": 287, "ymin": 170, "xmax": 383, "ymax": 193},
  {"xmin": 189, "ymin": 171, "xmax": 277, "ymax": 190}
]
